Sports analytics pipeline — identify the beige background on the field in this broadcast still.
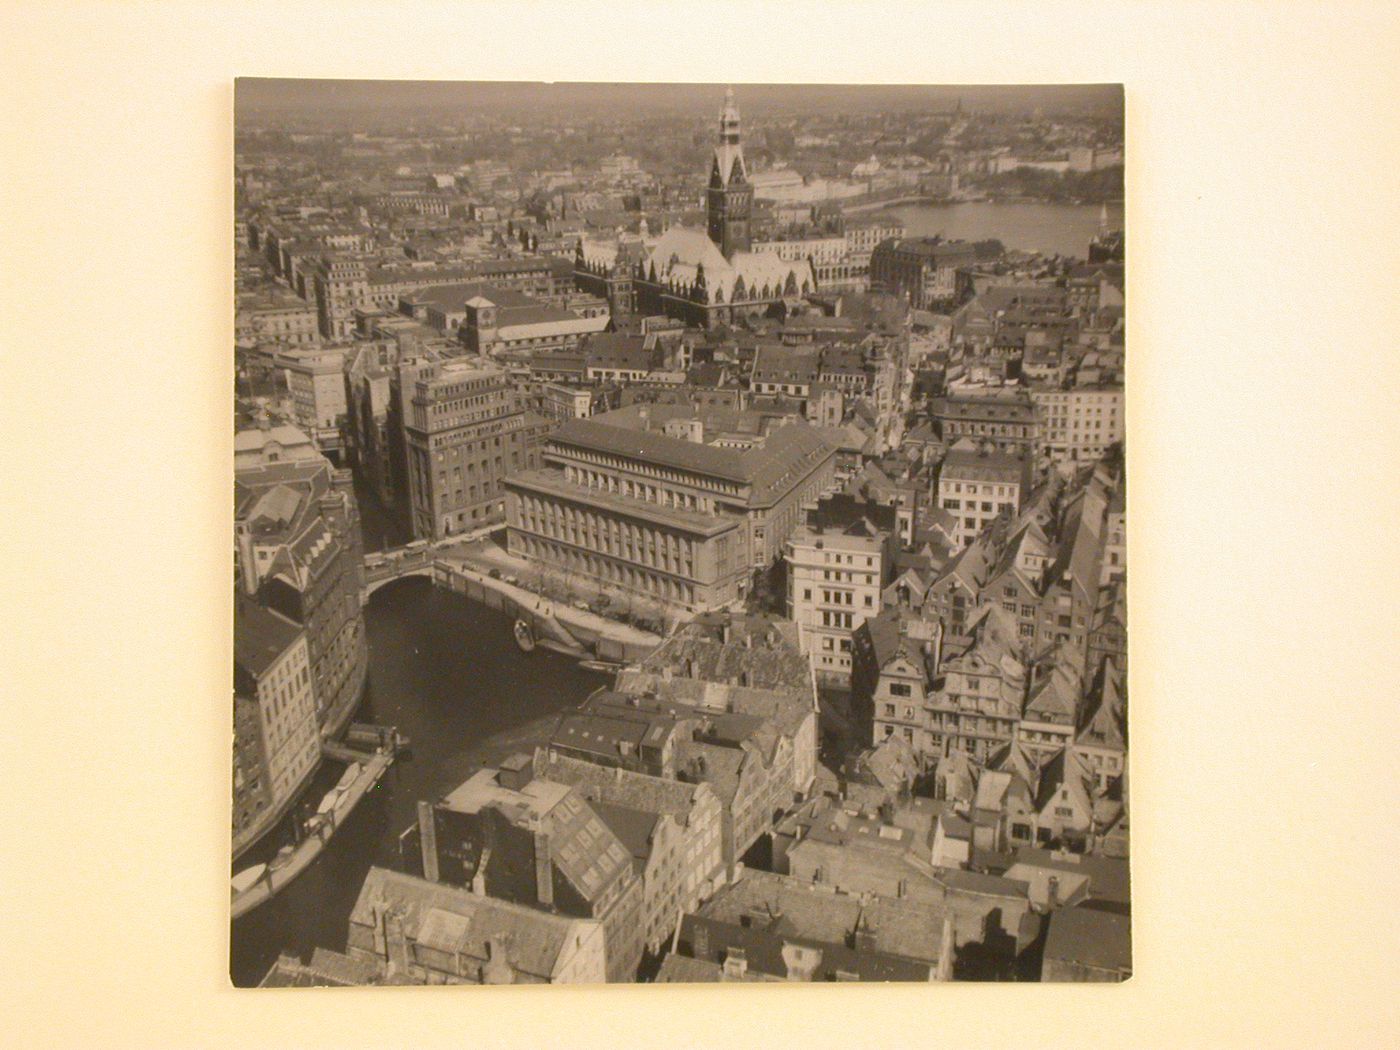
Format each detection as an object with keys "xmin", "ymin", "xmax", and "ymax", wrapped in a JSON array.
[{"xmin": 2, "ymin": 1, "xmax": 1397, "ymax": 1046}]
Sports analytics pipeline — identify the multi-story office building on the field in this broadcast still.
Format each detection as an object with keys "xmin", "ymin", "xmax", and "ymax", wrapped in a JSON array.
[
  {"xmin": 412, "ymin": 759, "xmax": 646, "ymax": 982},
  {"xmin": 459, "ymin": 289, "xmax": 610, "ymax": 358},
  {"xmin": 751, "ymin": 216, "xmax": 905, "ymax": 293},
  {"xmin": 932, "ymin": 391, "xmax": 1039, "ymax": 459},
  {"xmin": 232, "ymin": 595, "xmax": 319, "ymax": 858},
  {"xmin": 583, "ymin": 332, "xmax": 664, "ymax": 383},
  {"xmin": 234, "ymin": 457, "xmax": 367, "ymax": 737},
  {"xmin": 842, "ymin": 217, "xmax": 906, "ymax": 284},
  {"xmin": 276, "ymin": 347, "xmax": 349, "ymax": 458},
  {"xmin": 936, "ymin": 440, "xmax": 1029, "ymax": 547},
  {"xmin": 870, "ymin": 236, "xmax": 1000, "ymax": 309},
  {"xmin": 504, "ymin": 411, "xmax": 836, "ymax": 613},
  {"xmin": 236, "ymin": 290, "xmax": 321, "ymax": 346},
  {"xmin": 539, "ymin": 382, "xmax": 595, "ymax": 423},
  {"xmin": 749, "ymin": 234, "xmax": 850, "ymax": 287},
  {"xmin": 1029, "ymin": 386, "xmax": 1123, "ymax": 467},
  {"xmin": 785, "ymin": 522, "xmax": 892, "ymax": 684},
  {"xmin": 313, "ymin": 255, "xmax": 578, "ymax": 340},
  {"xmin": 402, "ymin": 356, "xmax": 551, "ymax": 539},
  {"xmin": 750, "ymin": 345, "xmax": 819, "ymax": 401}
]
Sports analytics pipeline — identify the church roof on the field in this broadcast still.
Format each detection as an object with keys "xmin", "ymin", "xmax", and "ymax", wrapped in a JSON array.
[
  {"xmin": 649, "ymin": 226, "xmax": 731, "ymax": 280},
  {"xmin": 640, "ymin": 227, "xmax": 815, "ymax": 304}
]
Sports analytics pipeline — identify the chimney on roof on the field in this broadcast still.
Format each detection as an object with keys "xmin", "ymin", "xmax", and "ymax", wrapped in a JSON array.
[
  {"xmin": 417, "ymin": 801, "xmax": 440, "ymax": 884},
  {"xmin": 497, "ymin": 753, "xmax": 534, "ymax": 792},
  {"xmin": 471, "ymin": 848, "xmax": 490, "ymax": 897},
  {"xmin": 851, "ymin": 916, "xmax": 878, "ymax": 954},
  {"xmin": 722, "ymin": 948, "xmax": 748, "ymax": 980}
]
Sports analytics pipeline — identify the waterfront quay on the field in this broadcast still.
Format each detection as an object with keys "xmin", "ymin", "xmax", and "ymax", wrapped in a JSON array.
[{"xmin": 230, "ymin": 577, "xmax": 609, "ymax": 986}]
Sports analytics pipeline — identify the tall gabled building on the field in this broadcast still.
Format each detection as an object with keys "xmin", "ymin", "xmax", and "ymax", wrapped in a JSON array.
[
  {"xmin": 707, "ymin": 87, "xmax": 752, "ymax": 258},
  {"xmin": 234, "ymin": 457, "xmax": 367, "ymax": 737}
]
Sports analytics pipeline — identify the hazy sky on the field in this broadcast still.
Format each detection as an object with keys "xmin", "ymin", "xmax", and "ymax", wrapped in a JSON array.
[{"xmin": 235, "ymin": 80, "xmax": 1122, "ymax": 122}]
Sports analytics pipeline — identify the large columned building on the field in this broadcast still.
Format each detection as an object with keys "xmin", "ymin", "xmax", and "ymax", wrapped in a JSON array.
[
  {"xmin": 504, "ymin": 409, "xmax": 836, "ymax": 613},
  {"xmin": 577, "ymin": 89, "xmax": 817, "ymax": 330}
]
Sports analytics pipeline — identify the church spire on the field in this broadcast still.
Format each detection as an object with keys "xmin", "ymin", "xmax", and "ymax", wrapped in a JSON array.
[
  {"xmin": 707, "ymin": 87, "xmax": 752, "ymax": 258},
  {"xmin": 720, "ymin": 86, "xmax": 741, "ymax": 145}
]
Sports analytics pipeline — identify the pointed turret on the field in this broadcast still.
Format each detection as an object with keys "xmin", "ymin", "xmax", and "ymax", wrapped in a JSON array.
[{"xmin": 707, "ymin": 87, "xmax": 751, "ymax": 258}]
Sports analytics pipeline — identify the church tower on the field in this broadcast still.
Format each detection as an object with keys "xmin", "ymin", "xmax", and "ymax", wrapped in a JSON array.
[{"xmin": 706, "ymin": 87, "xmax": 752, "ymax": 258}]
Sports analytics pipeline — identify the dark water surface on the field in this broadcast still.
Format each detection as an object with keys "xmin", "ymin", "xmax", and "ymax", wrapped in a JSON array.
[{"xmin": 229, "ymin": 577, "xmax": 607, "ymax": 986}]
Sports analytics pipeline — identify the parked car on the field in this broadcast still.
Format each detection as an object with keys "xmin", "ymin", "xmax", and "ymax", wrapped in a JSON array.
[{"xmin": 487, "ymin": 568, "xmax": 502, "ymax": 580}]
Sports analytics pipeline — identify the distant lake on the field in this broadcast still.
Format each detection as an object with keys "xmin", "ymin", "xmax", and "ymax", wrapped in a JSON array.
[{"xmin": 887, "ymin": 200, "xmax": 1125, "ymax": 260}]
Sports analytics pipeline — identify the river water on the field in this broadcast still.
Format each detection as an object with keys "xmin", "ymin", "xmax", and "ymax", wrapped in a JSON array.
[
  {"xmin": 229, "ymin": 577, "xmax": 608, "ymax": 986},
  {"xmin": 887, "ymin": 200, "xmax": 1125, "ymax": 260}
]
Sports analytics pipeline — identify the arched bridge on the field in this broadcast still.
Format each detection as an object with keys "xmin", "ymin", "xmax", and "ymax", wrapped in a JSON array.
[{"xmin": 362, "ymin": 543, "xmax": 439, "ymax": 598}]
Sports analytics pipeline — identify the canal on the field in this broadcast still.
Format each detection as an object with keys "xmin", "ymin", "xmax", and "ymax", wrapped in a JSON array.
[{"xmin": 229, "ymin": 576, "xmax": 609, "ymax": 987}]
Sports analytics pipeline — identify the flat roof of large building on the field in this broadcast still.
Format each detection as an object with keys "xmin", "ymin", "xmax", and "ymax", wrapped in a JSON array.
[{"xmin": 548, "ymin": 416, "xmax": 832, "ymax": 505}]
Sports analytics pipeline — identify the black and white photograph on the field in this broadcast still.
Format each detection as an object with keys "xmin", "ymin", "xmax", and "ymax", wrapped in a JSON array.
[
  {"xmin": 232, "ymin": 79, "xmax": 1128, "ymax": 986},
  {"xmin": 6, "ymin": 2, "xmax": 1398, "ymax": 1044}
]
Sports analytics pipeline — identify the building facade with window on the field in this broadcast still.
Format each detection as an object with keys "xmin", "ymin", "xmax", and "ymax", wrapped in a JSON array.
[
  {"xmin": 936, "ymin": 441, "xmax": 1029, "ymax": 547},
  {"xmin": 234, "ymin": 457, "xmax": 367, "ymax": 738},
  {"xmin": 403, "ymin": 356, "xmax": 551, "ymax": 539},
  {"xmin": 277, "ymin": 347, "xmax": 349, "ymax": 458},
  {"xmin": 870, "ymin": 236, "xmax": 998, "ymax": 309},
  {"xmin": 932, "ymin": 391, "xmax": 1039, "ymax": 460},
  {"xmin": 531, "ymin": 749, "xmax": 726, "ymax": 957},
  {"xmin": 233, "ymin": 596, "xmax": 319, "ymax": 858},
  {"xmin": 926, "ymin": 607, "xmax": 1028, "ymax": 764},
  {"xmin": 785, "ymin": 523, "xmax": 892, "ymax": 684},
  {"xmin": 1029, "ymin": 386, "xmax": 1123, "ymax": 467},
  {"xmin": 504, "ymin": 414, "xmax": 836, "ymax": 613},
  {"xmin": 852, "ymin": 611, "xmax": 942, "ymax": 755}
]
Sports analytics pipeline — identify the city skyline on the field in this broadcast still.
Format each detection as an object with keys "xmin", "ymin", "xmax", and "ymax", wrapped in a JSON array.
[
  {"xmin": 236, "ymin": 79, "xmax": 1124, "ymax": 123},
  {"xmin": 233, "ymin": 78, "xmax": 1128, "ymax": 987}
]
